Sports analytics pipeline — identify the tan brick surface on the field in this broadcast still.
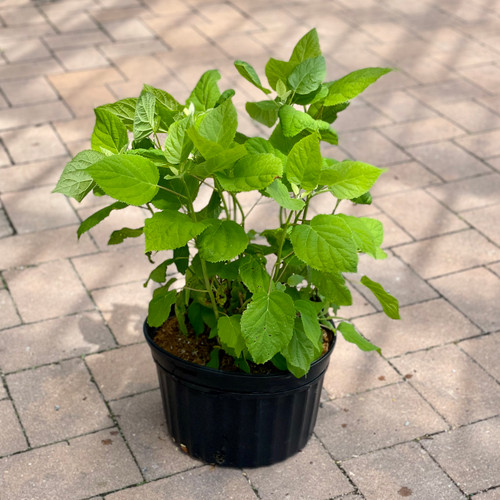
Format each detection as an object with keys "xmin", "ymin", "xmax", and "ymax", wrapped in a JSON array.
[{"xmin": 1, "ymin": 0, "xmax": 500, "ymax": 497}]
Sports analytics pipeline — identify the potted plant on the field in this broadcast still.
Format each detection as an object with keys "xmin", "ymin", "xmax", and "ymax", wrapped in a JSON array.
[{"xmin": 53, "ymin": 29, "xmax": 399, "ymax": 467}]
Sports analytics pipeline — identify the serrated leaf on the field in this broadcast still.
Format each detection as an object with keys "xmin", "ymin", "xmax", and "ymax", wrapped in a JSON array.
[
  {"xmin": 218, "ymin": 315, "xmax": 245, "ymax": 357},
  {"xmin": 294, "ymin": 299, "xmax": 323, "ymax": 357},
  {"xmin": 288, "ymin": 56, "xmax": 326, "ymax": 95},
  {"xmin": 53, "ymin": 150, "xmax": 104, "ymax": 202},
  {"xmin": 279, "ymin": 104, "xmax": 329, "ymax": 137},
  {"xmin": 289, "ymin": 28, "xmax": 322, "ymax": 65},
  {"xmin": 197, "ymin": 219, "xmax": 248, "ymax": 262},
  {"xmin": 234, "ymin": 60, "xmax": 271, "ymax": 94},
  {"xmin": 291, "ymin": 214, "xmax": 358, "ymax": 273},
  {"xmin": 360, "ymin": 275, "xmax": 400, "ymax": 319},
  {"xmin": 320, "ymin": 161, "xmax": 384, "ymax": 200},
  {"xmin": 144, "ymin": 210, "xmax": 207, "ymax": 251},
  {"xmin": 245, "ymin": 100, "xmax": 280, "ymax": 127},
  {"xmin": 241, "ymin": 290, "xmax": 295, "ymax": 364},
  {"xmin": 77, "ymin": 201, "xmax": 127, "ymax": 239},
  {"xmin": 286, "ymin": 133, "xmax": 322, "ymax": 191},
  {"xmin": 338, "ymin": 321, "xmax": 381, "ymax": 353},
  {"xmin": 87, "ymin": 154, "xmax": 159, "ymax": 206},
  {"xmin": 266, "ymin": 179, "xmax": 305, "ymax": 210},
  {"xmin": 310, "ymin": 269, "xmax": 352, "ymax": 305},
  {"xmin": 108, "ymin": 227, "xmax": 143, "ymax": 245},
  {"xmin": 91, "ymin": 107, "xmax": 129, "ymax": 155},
  {"xmin": 239, "ymin": 255, "xmax": 271, "ymax": 293},
  {"xmin": 190, "ymin": 145, "xmax": 247, "ymax": 177},
  {"xmin": 125, "ymin": 148, "xmax": 168, "ymax": 167},
  {"xmin": 324, "ymin": 67, "xmax": 393, "ymax": 106},
  {"xmin": 147, "ymin": 287, "xmax": 177, "ymax": 328},
  {"xmin": 164, "ymin": 116, "xmax": 193, "ymax": 164},
  {"xmin": 99, "ymin": 98, "xmax": 137, "ymax": 131},
  {"xmin": 187, "ymin": 69, "xmax": 221, "ymax": 112},
  {"xmin": 265, "ymin": 57, "xmax": 293, "ymax": 91},
  {"xmin": 336, "ymin": 214, "xmax": 386, "ymax": 259},
  {"xmin": 217, "ymin": 153, "xmax": 282, "ymax": 192},
  {"xmin": 142, "ymin": 84, "xmax": 181, "ymax": 131},
  {"xmin": 282, "ymin": 318, "xmax": 316, "ymax": 378},
  {"xmin": 133, "ymin": 92, "xmax": 156, "ymax": 142}
]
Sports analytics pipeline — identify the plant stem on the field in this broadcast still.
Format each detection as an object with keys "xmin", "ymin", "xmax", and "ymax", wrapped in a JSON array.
[
  {"xmin": 231, "ymin": 194, "xmax": 245, "ymax": 226},
  {"xmin": 271, "ymin": 210, "xmax": 295, "ymax": 286}
]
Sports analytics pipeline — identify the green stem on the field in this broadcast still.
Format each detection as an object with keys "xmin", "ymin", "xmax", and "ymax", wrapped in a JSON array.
[
  {"xmin": 231, "ymin": 193, "xmax": 245, "ymax": 226},
  {"xmin": 332, "ymin": 199, "xmax": 341, "ymax": 214},
  {"xmin": 271, "ymin": 210, "xmax": 295, "ymax": 286}
]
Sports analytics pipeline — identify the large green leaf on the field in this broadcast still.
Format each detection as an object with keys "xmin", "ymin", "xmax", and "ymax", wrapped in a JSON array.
[
  {"xmin": 187, "ymin": 69, "xmax": 221, "ymax": 112},
  {"xmin": 87, "ymin": 155, "xmax": 159, "ymax": 206},
  {"xmin": 288, "ymin": 56, "xmax": 326, "ymax": 95},
  {"xmin": 91, "ymin": 108, "xmax": 129, "ymax": 155},
  {"xmin": 286, "ymin": 133, "xmax": 322, "ymax": 191},
  {"xmin": 197, "ymin": 219, "xmax": 248, "ymax": 262},
  {"xmin": 294, "ymin": 299, "xmax": 323, "ymax": 357},
  {"xmin": 291, "ymin": 214, "xmax": 358, "ymax": 273},
  {"xmin": 77, "ymin": 201, "xmax": 127, "ymax": 239},
  {"xmin": 234, "ymin": 60, "xmax": 271, "ymax": 94},
  {"xmin": 336, "ymin": 215, "xmax": 386, "ymax": 259},
  {"xmin": 324, "ymin": 67, "xmax": 393, "ymax": 106},
  {"xmin": 360, "ymin": 275, "xmax": 400, "ymax": 319},
  {"xmin": 265, "ymin": 57, "xmax": 293, "ymax": 91},
  {"xmin": 245, "ymin": 100, "xmax": 280, "ymax": 127},
  {"xmin": 196, "ymin": 98, "xmax": 238, "ymax": 149},
  {"xmin": 320, "ymin": 161, "xmax": 384, "ymax": 200},
  {"xmin": 147, "ymin": 287, "xmax": 177, "ymax": 328},
  {"xmin": 142, "ymin": 84, "xmax": 181, "ymax": 131},
  {"xmin": 217, "ymin": 315, "xmax": 245, "ymax": 357},
  {"xmin": 53, "ymin": 150, "xmax": 104, "ymax": 202},
  {"xmin": 279, "ymin": 105, "xmax": 329, "ymax": 137},
  {"xmin": 266, "ymin": 179, "xmax": 305, "ymax": 210},
  {"xmin": 164, "ymin": 116, "xmax": 193, "ymax": 165},
  {"xmin": 133, "ymin": 92, "xmax": 156, "ymax": 142},
  {"xmin": 282, "ymin": 319, "xmax": 316, "ymax": 378},
  {"xmin": 144, "ymin": 210, "xmax": 207, "ymax": 251},
  {"xmin": 241, "ymin": 290, "xmax": 295, "ymax": 364},
  {"xmin": 239, "ymin": 255, "xmax": 271, "ymax": 293},
  {"xmin": 289, "ymin": 28, "xmax": 322, "ymax": 65},
  {"xmin": 190, "ymin": 145, "xmax": 247, "ymax": 177},
  {"xmin": 99, "ymin": 98, "xmax": 137, "ymax": 131},
  {"xmin": 310, "ymin": 269, "xmax": 352, "ymax": 305},
  {"xmin": 217, "ymin": 153, "xmax": 282, "ymax": 192}
]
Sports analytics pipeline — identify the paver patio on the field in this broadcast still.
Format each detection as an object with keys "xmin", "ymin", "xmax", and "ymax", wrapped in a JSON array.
[{"xmin": 1, "ymin": 0, "xmax": 499, "ymax": 498}]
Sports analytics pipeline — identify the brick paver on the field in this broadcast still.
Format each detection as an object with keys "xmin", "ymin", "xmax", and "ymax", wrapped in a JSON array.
[{"xmin": 1, "ymin": 0, "xmax": 499, "ymax": 498}]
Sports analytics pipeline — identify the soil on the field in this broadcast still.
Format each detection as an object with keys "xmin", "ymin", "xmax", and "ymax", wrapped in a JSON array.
[{"xmin": 153, "ymin": 315, "xmax": 333, "ymax": 375}]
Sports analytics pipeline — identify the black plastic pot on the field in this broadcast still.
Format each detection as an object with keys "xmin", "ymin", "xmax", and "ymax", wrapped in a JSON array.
[{"xmin": 144, "ymin": 321, "xmax": 335, "ymax": 468}]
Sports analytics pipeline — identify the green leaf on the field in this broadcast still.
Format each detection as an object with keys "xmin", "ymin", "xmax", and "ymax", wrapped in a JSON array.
[
  {"xmin": 310, "ymin": 269, "xmax": 352, "ymax": 305},
  {"xmin": 241, "ymin": 290, "xmax": 295, "ymax": 364},
  {"xmin": 53, "ymin": 150, "xmax": 104, "ymax": 202},
  {"xmin": 336, "ymin": 215, "xmax": 386, "ymax": 259},
  {"xmin": 289, "ymin": 28, "xmax": 322, "ymax": 65},
  {"xmin": 265, "ymin": 58, "xmax": 293, "ymax": 90},
  {"xmin": 197, "ymin": 219, "xmax": 248, "ymax": 262},
  {"xmin": 319, "ymin": 128, "xmax": 339, "ymax": 145},
  {"xmin": 87, "ymin": 154, "xmax": 159, "ymax": 206},
  {"xmin": 147, "ymin": 287, "xmax": 177, "ymax": 328},
  {"xmin": 320, "ymin": 161, "xmax": 385, "ymax": 200},
  {"xmin": 77, "ymin": 201, "xmax": 127, "ymax": 239},
  {"xmin": 266, "ymin": 179, "xmax": 305, "ymax": 210},
  {"xmin": 187, "ymin": 69, "xmax": 221, "ymax": 112},
  {"xmin": 288, "ymin": 56, "xmax": 326, "ymax": 95},
  {"xmin": 324, "ymin": 67, "xmax": 393, "ymax": 106},
  {"xmin": 286, "ymin": 133, "xmax": 322, "ymax": 191},
  {"xmin": 217, "ymin": 153, "xmax": 283, "ymax": 192},
  {"xmin": 195, "ymin": 98, "xmax": 238, "ymax": 150},
  {"xmin": 91, "ymin": 108, "xmax": 129, "ymax": 155},
  {"xmin": 133, "ymin": 92, "xmax": 156, "ymax": 142},
  {"xmin": 190, "ymin": 145, "xmax": 247, "ymax": 177},
  {"xmin": 195, "ymin": 190, "xmax": 222, "ymax": 220},
  {"xmin": 173, "ymin": 245, "xmax": 190, "ymax": 274},
  {"xmin": 142, "ymin": 84, "xmax": 181, "ymax": 131},
  {"xmin": 144, "ymin": 210, "xmax": 207, "ymax": 252},
  {"xmin": 164, "ymin": 116, "xmax": 193, "ymax": 164},
  {"xmin": 282, "ymin": 318, "xmax": 316, "ymax": 378},
  {"xmin": 234, "ymin": 60, "xmax": 271, "ymax": 94},
  {"xmin": 269, "ymin": 123, "xmax": 302, "ymax": 155},
  {"xmin": 239, "ymin": 256, "xmax": 271, "ymax": 293},
  {"xmin": 291, "ymin": 214, "xmax": 358, "ymax": 273},
  {"xmin": 187, "ymin": 302, "xmax": 205, "ymax": 334},
  {"xmin": 279, "ymin": 104, "xmax": 329, "ymax": 137},
  {"xmin": 218, "ymin": 315, "xmax": 245, "ymax": 357},
  {"xmin": 108, "ymin": 227, "xmax": 143, "ymax": 245},
  {"xmin": 144, "ymin": 258, "xmax": 172, "ymax": 286},
  {"xmin": 125, "ymin": 148, "xmax": 168, "ymax": 167},
  {"xmin": 337, "ymin": 321, "xmax": 381, "ymax": 353},
  {"xmin": 287, "ymin": 274, "xmax": 305, "ymax": 287},
  {"xmin": 294, "ymin": 300, "xmax": 323, "ymax": 357},
  {"xmin": 99, "ymin": 98, "xmax": 137, "ymax": 131},
  {"xmin": 360, "ymin": 276, "xmax": 400, "ymax": 319},
  {"xmin": 245, "ymin": 100, "xmax": 280, "ymax": 127}
]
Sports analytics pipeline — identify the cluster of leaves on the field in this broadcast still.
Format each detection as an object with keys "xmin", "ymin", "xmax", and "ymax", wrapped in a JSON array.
[{"xmin": 54, "ymin": 29, "xmax": 399, "ymax": 378}]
